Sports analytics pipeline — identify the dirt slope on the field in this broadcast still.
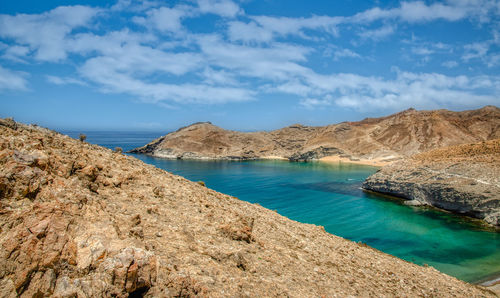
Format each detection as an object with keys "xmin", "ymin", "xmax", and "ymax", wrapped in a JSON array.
[
  {"xmin": 131, "ymin": 106, "xmax": 500, "ymax": 162},
  {"xmin": 0, "ymin": 119, "xmax": 494, "ymax": 297}
]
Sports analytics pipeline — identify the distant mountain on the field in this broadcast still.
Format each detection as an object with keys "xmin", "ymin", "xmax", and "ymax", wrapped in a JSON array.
[{"xmin": 130, "ymin": 106, "xmax": 500, "ymax": 163}]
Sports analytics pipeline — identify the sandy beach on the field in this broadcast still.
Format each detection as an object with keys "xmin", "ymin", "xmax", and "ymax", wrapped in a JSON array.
[{"xmin": 319, "ymin": 155, "xmax": 394, "ymax": 167}]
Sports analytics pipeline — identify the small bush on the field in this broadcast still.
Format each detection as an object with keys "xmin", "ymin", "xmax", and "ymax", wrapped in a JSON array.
[
  {"xmin": 79, "ymin": 133, "xmax": 87, "ymax": 142},
  {"xmin": 114, "ymin": 147, "xmax": 123, "ymax": 154},
  {"xmin": 197, "ymin": 181, "xmax": 206, "ymax": 187}
]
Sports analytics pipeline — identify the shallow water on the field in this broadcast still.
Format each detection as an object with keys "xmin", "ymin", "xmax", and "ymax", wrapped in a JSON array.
[{"xmin": 64, "ymin": 131, "xmax": 500, "ymax": 283}]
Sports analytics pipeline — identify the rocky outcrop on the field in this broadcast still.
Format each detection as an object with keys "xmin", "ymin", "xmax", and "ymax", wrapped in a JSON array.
[
  {"xmin": 130, "ymin": 106, "xmax": 500, "ymax": 162},
  {"xmin": 0, "ymin": 119, "xmax": 495, "ymax": 296},
  {"xmin": 289, "ymin": 146, "xmax": 344, "ymax": 162},
  {"xmin": 363, "ymin": 139, "xmax": 500, "ymax": 227}
]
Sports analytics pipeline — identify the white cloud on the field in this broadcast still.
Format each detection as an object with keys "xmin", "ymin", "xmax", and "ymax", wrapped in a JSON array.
[
  {"xmin": 442, "ymin": 60, "xmax": 459, "ymax": 68},
  {"xmin": 85, "ymin": 45, "xmax": 202, "ymax": 76},
  {"xmin": 228, "ymin": 21, "xmax": 273, "ymax": 43},
  {"xmin": 68, "ymin": 29, "xmax": 157, "ymax": 56},
  {"xmin": 68, "ymin": 29, "xmax": 202, "ymax": 77},
  {"xmin": 412, "ymin": 47, "xmax": 434, "ymax": 55},
  {"xmin": 268, "ymin": 80, "xmax": 314, "ymax": 96},
  {"xmin": 46, "ymin": 75, "xmax": 87, "ymax": 86},
  {"xmin": 351, "ymin": 0, "xmax": 499, "ymax": 24},
  {"xmin": 396, "ymin": 1, "xmax": 467, "ymax": 22},
  {"xmin": 197, "ymin": 34, "xmax": 311, "ymax": 81},
  {"xmin": 197, "ymin": 0, "xmax": 242, "ymax": 18},
  {"xmin": 299, "ymin": 96, "xmax": 334, "ymax": 109},
  {"xmin": 202, "ymin": 67, "xmax": 239, "ymax": 85},
  {"xmin": 111, "ymin": 0, "xmax": 160, "ymax": 12},
  {"xmin": 0, "ymin": 66, "xmax": 29, "ymax": 92},
  {"xmin": 358, "ymin": 25, "xmax": 395, "ymax": 41},
  {"xmin": 133, "ymin": 5, "xmax": 193, "ymax": 33},
  {"xmin": 70, "ymin": 32, "xmax": 253, "ymax": 104},
  {"xmin": 2, "ymin": 45, "xmax": 30, "ymax": 62},
  {"xmin": 80, "ymin": 64, "xmax": 254, "ymax": 104},
  {"xmin": 0, "ymin": 5, "xmax": 99, "ymax": 61},
  {"xmin": 487, "ymin": 54, "xmax": 500, "ymax": 67},
  {"xmin": 462, "ymin": 42, "xmax": 489, "ymax": 61},
  {"xmin": 332, "ymin": 48, "xmax": 361, "ymax": 61},
  {"xmin": 252, "ymin": 15, "xmax": 342, "ymax": 39},
  {"xmin": 296, "ymin": 70, "xmax": 500, "ymax": 111}
]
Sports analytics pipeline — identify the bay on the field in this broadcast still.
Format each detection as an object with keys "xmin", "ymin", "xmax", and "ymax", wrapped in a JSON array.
[{"xmin": 63, "ymin": 131, "xmax": 500, "ymax": 283}]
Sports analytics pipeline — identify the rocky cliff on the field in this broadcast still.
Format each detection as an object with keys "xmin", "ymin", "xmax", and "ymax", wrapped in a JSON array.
[
  {"xmin": 130, "ymin": 106, "xmax": 500, "ymax": 163},
  {"xmin": 0, "ymin": 118, "xmax": 495, "ymax": 297},
  {"xmin": 363, "ymin": 139, "xmax": 500, "ymax": 227}
]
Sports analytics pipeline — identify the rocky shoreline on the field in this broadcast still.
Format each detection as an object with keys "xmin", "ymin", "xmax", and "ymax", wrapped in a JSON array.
[
  {"xmin": 363, "ymin": 139, "xmax": 500, "ymax": 227},
  {"xmin": 1, "ymin": 119, "xmax": 496, "ymax": 296}
]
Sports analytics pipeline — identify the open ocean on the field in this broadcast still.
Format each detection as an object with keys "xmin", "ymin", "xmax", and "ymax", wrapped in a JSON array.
[{"xmin": 62, "ymin": 130, "xmax": 500, "ymax": 283}]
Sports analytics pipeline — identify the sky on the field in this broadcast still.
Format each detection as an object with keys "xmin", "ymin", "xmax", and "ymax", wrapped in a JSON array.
[{"xmin": 0, "ymin": 0, "xmax": 499, "ymax": 131}]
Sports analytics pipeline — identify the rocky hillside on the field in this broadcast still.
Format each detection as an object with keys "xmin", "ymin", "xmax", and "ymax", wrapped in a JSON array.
[
  {"xmin": 363, "ymin": 139, "xmax": 500, "ymax": 227},
  {"xmin": 0, "ymin": 118, "xmax": 495, "ymax": 297},
  {"xmin": 131, "ymin": 106, "xmax": 500, "ymax": 163}
]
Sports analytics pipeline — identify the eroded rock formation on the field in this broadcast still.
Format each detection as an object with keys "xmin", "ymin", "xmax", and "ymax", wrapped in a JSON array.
[{"xmin": 363, "ymin": 139, "xmax": 500, "ymax": 227}]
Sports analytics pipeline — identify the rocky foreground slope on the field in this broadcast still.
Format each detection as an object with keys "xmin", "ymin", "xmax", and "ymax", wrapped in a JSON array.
[
  {"xmin": 131, "ymin": 106, "xmax": 500, "ymax": 162},
  {"xmin": 363, "ymin": 139, "xmax": 500, "ymax": 227},
  {"xmin": 0, "ymin": 119, "xmax": 495, "ymax": 297}
]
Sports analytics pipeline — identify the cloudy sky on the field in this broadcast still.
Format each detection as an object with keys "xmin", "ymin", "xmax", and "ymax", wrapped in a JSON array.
[{"xmin": 1, "ymin": 0, "xmax": 499, "ymax": 131}]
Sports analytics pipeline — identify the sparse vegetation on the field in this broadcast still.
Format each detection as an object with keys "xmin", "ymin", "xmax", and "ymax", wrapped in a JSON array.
[
  {"xmin": 197, "ymin": 180, "xmax": 206, "ymax": 187},
  {"xmin": 79, "ymin": 133, "xmax": 87, "ymax": 142},
  {"xmin": 114, "ymin": 147, "xmax": 123, "ymax": 154}
]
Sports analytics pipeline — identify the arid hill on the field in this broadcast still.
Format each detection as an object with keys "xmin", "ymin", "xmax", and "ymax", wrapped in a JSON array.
[
  {"xmin": 131, "ymin": 106, "xmax": 500, "ymax": 163},
  {"xmin": 0, "ymin": 119, "xmax": 495, "ymax": 296},
  {"xmin": 363, "ymin": 139, "xmax": 500, "ymax": 226}
]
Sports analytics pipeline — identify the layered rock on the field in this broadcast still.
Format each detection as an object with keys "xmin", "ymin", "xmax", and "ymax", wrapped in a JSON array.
[
  {"xmin": 363, "ymin": 139, "xmax": 500, "ymax": 226},
  {"xmin": 0, "ymin": 119, "xmax": 495, "ymax": 296},
  {"xmin": 130, "ymin": 106, "xmax": 500, "ymax": 162}
]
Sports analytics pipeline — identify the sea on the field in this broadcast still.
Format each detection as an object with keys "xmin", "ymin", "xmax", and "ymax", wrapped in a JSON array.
[{"xmin": 62, "ymin": 130, "xmax": 500, "ymax": 283}]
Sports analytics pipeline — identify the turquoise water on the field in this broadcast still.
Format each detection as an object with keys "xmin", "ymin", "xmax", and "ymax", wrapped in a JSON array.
[{"xmin": 63, "ymin": 131, "xmax": 500, "ymax": 283}]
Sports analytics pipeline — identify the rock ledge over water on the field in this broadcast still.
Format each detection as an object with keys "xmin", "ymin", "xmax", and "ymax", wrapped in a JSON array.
[{"xmin": 363, "ymin": 139, "xmax": 500, "ymax": 227}]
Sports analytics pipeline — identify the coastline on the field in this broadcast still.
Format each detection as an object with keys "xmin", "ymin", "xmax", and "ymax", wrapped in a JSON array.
[
  {"xmin": 480, "ymin": 275, "xmax": 500, "ymax": 296},
  {"xmin": 259, "ymin": 155, "xmax": 288, "ymax": 160},
  {"xmin": 132, "ymin": 152, "xmax": 394, "ymax": 166}
]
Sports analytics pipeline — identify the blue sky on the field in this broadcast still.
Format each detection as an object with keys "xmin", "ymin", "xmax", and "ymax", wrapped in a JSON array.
[{"xmin": 0, "ymin": 0, "xmax": 499, "ymax": 131}]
